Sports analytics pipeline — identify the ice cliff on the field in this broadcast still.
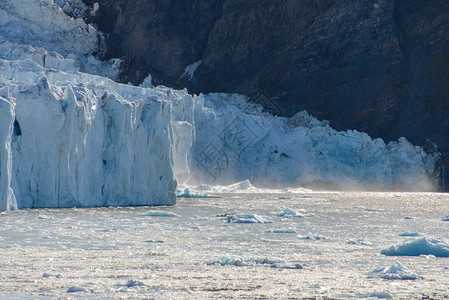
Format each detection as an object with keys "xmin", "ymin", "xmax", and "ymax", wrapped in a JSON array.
[
  {"xmin": 171, "ymin": 93, "xmax": 440, "ymax": 191},
  {"xmin": 0, "ymin": 60, "xmax": 176, "ymax": 209},
  {"xmin": 0, "ymin": 0, "xmax": 442, "ymax": 210}
]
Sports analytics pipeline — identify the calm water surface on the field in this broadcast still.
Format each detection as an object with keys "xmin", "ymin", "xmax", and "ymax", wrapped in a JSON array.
[{"xmin": 1, "ymin": 192, "xmax": 449, "ymax": 299}]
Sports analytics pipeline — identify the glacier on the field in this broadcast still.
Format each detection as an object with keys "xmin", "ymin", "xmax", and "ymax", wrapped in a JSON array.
[
  {"xmin": 171, "ymin": 92, "xmax": 439, "ymax": 190},
  {"xmin": 0, "ymin": 59, "xmax": 177, "ymax": 209},
  {"xmin": 0, "ymin": 0, "xmax": 442, "ymax": 210}
]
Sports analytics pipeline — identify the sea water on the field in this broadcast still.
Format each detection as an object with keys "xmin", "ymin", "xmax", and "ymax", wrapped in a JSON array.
[{"xmin": 1, "ymin": 192, "xmax": 449, "ymax": 299}]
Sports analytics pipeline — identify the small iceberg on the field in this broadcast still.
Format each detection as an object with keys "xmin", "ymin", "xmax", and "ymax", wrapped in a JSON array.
[
  {"xmin": 347, "ymin": 239, "xmax": 372, "ymax": 246},
  {"xmin": 381, "ymin": 237, "xmax": 449, "ymax": 257},
  {"xmin": 124, "ymin": 279, "xmax": 146, "ymax": 287},
  {"xmin": 226, "ymin": 179, "xmax": 254, "ymax": 192},
  {"xmin": 43, "ymin": 272, "xmax": 62, "ymax": 278},
  {"xmin": 142, "ymin": 211, "xmax": 179, "ymax": 217},
  {"xmin": 67, "ymin": 286, "xmax": 87, "ymax": 293},
  {"xmin": 398, "ymin": 232, "xmax": 422, "ymax": 237},
  {"xmin": 249, "ymin": 257, "xmax": 285, "ymax": 265},
  {"xmin": 266, "ymin": 227, "xmax": 297, "ymax": 234},
  {"xmin": 298, "ymin": 234, "xmax": 328, "ymax": 240},
  {"xmin": 206, "ymin": 256, "xmax": 302, "ymax": 269},
  {"xmin": 268, "ymin": 208, "xmax": 307, "ymax": 218},
  {"xmin": 206, "ymin": 256, "xmax": 246, "ymax": 266},
  {"xmin": 270, "ymin": 262, "xmax": 303, "ymax": 269},
  {"xmin": 176, "ymin": 187, "xmax": 221, "ymax": 199},
  {"xmin": 356, "ymin": 291, "xmax": 392, "ymax": 299},
  {"xmin": 227, "ymin": 214, "xmax": 272, "ymax": 223},
  {"xmin": 442, "ymin": 215, "xmax": 449, "ymax": 221},
  {"xmin": 368, "ymin": 262, "xmax": 420, "ymax": 280}
]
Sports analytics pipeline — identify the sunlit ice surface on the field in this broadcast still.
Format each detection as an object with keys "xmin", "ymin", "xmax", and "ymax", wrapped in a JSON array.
[{"xmin": 1, "ymin": 192, "xmax": 449, "ymax": 299}]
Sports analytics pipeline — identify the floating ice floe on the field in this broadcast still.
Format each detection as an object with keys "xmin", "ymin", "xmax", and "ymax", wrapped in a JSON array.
[
  {"xmin": 266, "ymin": 227, "xmax": 297, "ymax": 234},
  {"xmin": 142, "ymin": 211, "xmax": 180, "ymax": 217},
  {"xmin": 227, "ymin": 214, "xmax": 272, "ymax": 223},
  {"xmin": 298, "ymin": 234, "xmax": 328, "ymax": 240},
  {"xmin": 144, "ymin": 240, "xmax": 165, "ymax": 243},
  {"xmin": 67, "ymin": 286, "xmax": 86, "ymax": 293},
  {"xmin": 347, "ymin": 239, "xmax": 373, "ymax": 246},
  {"xmin": 176, "ymin": 187, "xmax": 221, "ymax": 199},
  {"xmin": 270, "ymin": 262, "xmax": 303, "ymax": 269},
  {"xmin": 268, "ymin": 208, "xmax": 305, "ymax": 218},
  {"xmin": 356, "ymin": 291, "xmax": 392, "ymax": 299},
  {"xmin": 124, "ymin": 279, "xmax": 146, "ymax": 287},
  {"xmin": 42, "ymin": 272, "xmax": 62, "ymax": 278},
  {"xmin": 442, "ymin": 215, "xmax": 449, "ymax": 221},
  {"xmin": 206, "ymin": 256, "xmax": 302, "ymax": 269},
  {"xmin": 381, "ymin": 237, "xmax": 449, "ymax": 257},
  {"xmin": 398, "ymin": 232, "xmax": 422, "ymax": 237},
  {"xmin": 180, "ymin": 181, "xmax": 312, "ymax": 194},
  {"xmin": 365, "ymin": 208, "xmax": 384, "ymax": 212},
  {"xmin": 368, "ymin": 261, "xmax": 420, "ymax": 280},
  {"xmin": 206, "ymin": 256, "xmax": 246, "ymax": 266}
]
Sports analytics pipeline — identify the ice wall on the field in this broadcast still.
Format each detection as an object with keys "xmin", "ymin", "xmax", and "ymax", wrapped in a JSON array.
[
  {"xmin": 0, "ymin": 60, "xmax": 177, "ymax": 209},
  {"xmin": 171, "ymin": 93, "xmax": 440, "ymax": 191}
]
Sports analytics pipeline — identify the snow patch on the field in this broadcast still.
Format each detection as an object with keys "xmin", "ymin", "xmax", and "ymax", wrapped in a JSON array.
[
  {"xmin": 139, "ymin": 74, "xmax": 154, "ymax": 88},
  {"xmin": 180, "ymin": 60, "xmax": 201, "ymax": 81}
]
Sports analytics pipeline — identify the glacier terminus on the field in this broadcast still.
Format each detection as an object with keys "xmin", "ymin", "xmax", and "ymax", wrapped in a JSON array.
[{"xmin": 0, "ymin": 0, "xmax": 443, "ymax": 210}]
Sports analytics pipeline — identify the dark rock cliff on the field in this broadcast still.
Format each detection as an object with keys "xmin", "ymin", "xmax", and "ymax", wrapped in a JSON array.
[{"xmin": 83, "ymin": 0, "xmax": 449, "ymax": 189}]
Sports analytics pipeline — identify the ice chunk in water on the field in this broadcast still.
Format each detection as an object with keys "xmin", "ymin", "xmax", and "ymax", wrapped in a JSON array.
[
  {"xmin": 381, "ymin": 237, "xmax": 449, "ymax": 257},
  {"xmin": 227, "ymin": 214, "xmax": 272, "ymax": 223},
  {"xmin": 142, "ymin": 211, "xmax": 180, "ymax": 217},
  {"xmin": 368, "ymin": 262, "xmax": 420, "ymax": 280}
]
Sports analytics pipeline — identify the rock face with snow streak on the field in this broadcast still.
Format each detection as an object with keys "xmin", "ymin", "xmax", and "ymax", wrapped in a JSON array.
[{"xmin": 0, "ymin": 60, "xmax": 176, "ymax": 209}]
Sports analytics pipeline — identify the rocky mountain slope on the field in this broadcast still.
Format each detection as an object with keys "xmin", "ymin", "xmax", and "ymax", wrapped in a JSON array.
[{"xmin": 83, "ymin": 0, "xmax": 449, "ymax": 189}]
